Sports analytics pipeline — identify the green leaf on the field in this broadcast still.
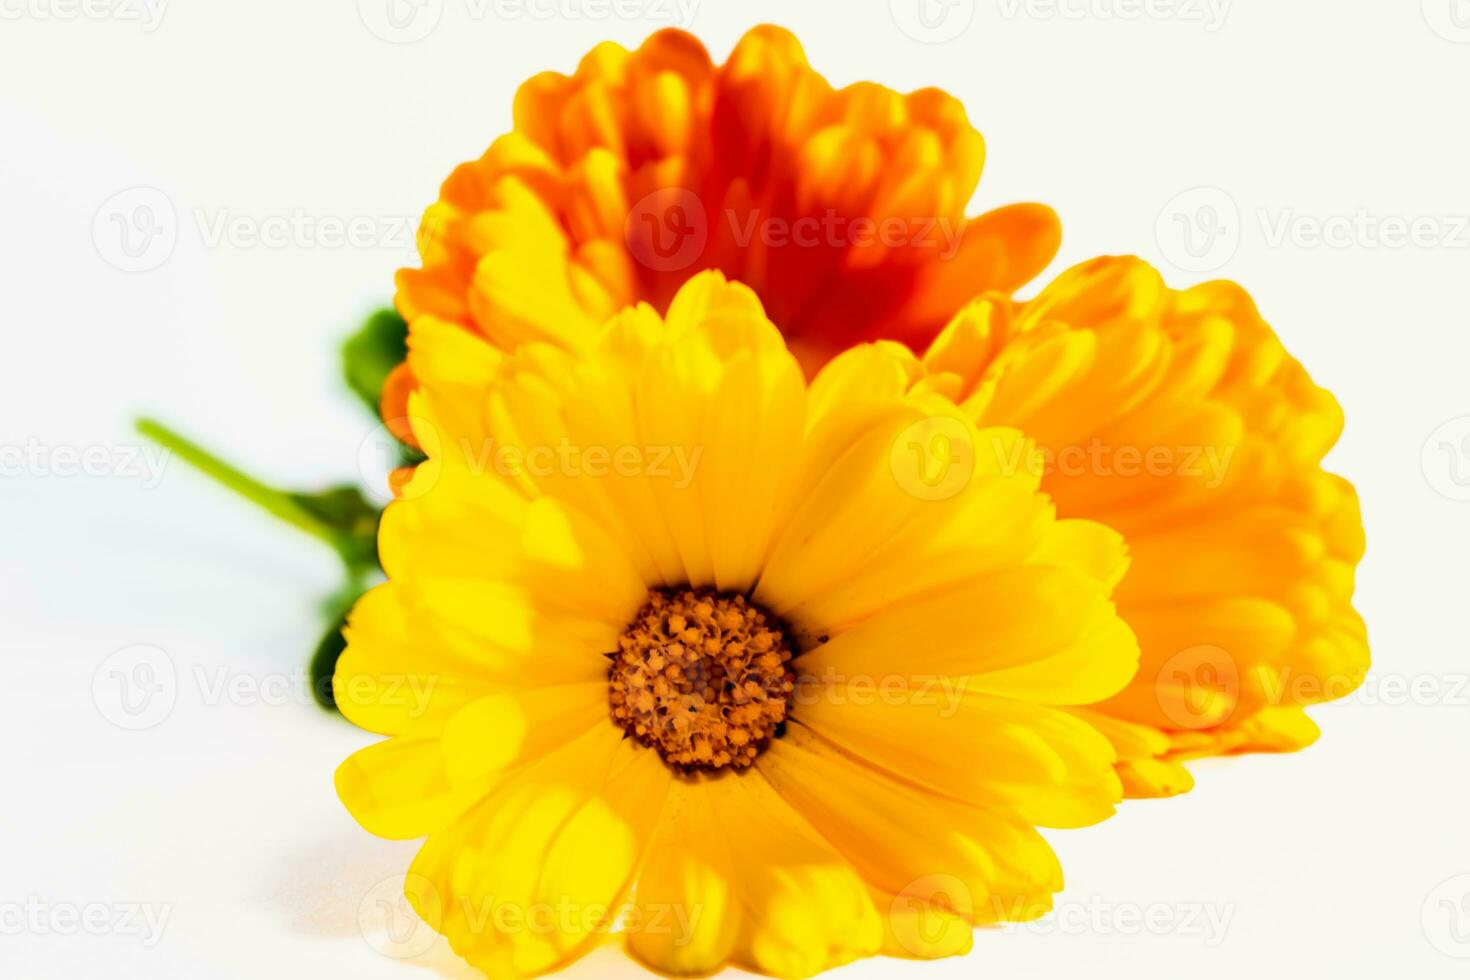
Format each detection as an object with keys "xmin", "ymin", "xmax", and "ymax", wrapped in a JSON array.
[
  {"xmin": 341, "ymin": 307, "xmax": 408, "ymax": 415},
  {"xmin": 287, "ymin": 485, "xmax": 381, "ymax": 571},
  {"xmin": 308, "ymin": 611, "xmax": 351, "ymax": 710}
]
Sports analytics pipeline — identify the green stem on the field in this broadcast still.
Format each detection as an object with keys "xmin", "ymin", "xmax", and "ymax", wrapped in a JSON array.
[{"xmin": 136, "ymin": 417, "xmax": 352, "ymax": 560}]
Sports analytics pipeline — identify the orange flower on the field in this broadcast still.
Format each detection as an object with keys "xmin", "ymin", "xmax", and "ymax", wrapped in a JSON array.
[
  {"xmin": 384, "ymin": 24, "xmax": 1058, "ymax": 435},
  {"xmin": 921, "ymin": 256, "xmax": 1368, "ymax": 796}
]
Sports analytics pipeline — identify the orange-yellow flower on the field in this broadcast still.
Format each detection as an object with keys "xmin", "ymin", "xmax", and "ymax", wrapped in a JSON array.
[
  {"xmin": 336, "ymin": 273, "xmax": 1140, "ymax": 978},
  {"xmin": 921, "ymin": 256, "xmax": 1368, "ymax": 795},
  {"xmin": 383, "ymin": 25, "xmax": 1059, "ymax": 438},
  {"xmin": 362, "ymin": 18, "xmax": 1366, "ymax": 815}
]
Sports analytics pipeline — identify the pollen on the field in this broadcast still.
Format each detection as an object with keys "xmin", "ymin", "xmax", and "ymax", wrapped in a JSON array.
[{"xmin": 609, "ymin": 589, "xmax": 796, "ymax": 774}]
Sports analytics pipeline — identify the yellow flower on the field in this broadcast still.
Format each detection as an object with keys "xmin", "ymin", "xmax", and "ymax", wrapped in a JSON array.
[
  {"xmin": 382, "ymin": 24, "xmax": 1059, "ymax": 439},
  {"xmin": 921, "ymin": 256, "xmax": 1368, "ymax": 796},
  {"xmin": 335, "ymin": 273, "xmax": 1140, "ymax": 978}
]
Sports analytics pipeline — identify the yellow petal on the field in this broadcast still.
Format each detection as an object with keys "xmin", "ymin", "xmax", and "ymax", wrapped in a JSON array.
[
  {"xmin": 798, "ymin": 691, "xmax": 1121, "ymax": 828},
  {"xmin": 758, "ymin": 727, "xmax": 1062, "ymax": 925},
  {"xmin": 335, "ymin": 735, "xmax": 469, "ymax": 840},
  {"xmin": 408, "ymin": 727, "xmax": 671, "ymax": 978}
]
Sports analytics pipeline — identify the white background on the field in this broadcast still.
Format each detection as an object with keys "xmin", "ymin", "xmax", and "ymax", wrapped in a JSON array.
[{"xmin": 3, "ymin": 1, "xmax": 1469, "ymax": 976}]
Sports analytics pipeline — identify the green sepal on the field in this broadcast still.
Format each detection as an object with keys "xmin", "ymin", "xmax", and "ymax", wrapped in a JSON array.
[{"xmin": 341, "ymin": 307, "xmax": 408, "ymax": 415}]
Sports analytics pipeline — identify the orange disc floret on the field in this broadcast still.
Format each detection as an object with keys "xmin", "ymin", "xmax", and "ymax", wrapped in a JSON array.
[{"xmin": 608, "ymin": 589, "xmax": 795, "ymax": 774}]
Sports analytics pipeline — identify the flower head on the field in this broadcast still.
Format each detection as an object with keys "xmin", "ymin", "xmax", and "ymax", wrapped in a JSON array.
[
  {"xmin": 336, "ymin": 273, "xmax": 1139, "ymax": 978},
  {"xmin": 921, "ymin": 256, "xmax": 1368, "ymax": 795},
  {"xmin": 383, "ymin": 25, "xmax": 1058, "ymax": 437}
]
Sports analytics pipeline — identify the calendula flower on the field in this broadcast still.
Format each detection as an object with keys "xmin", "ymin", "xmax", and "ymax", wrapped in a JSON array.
[
  {"xmin": 335, "ymin": 273, "xmax": 1140, "ymax": 978},
  {"xmin": 381, "ymin": 24, "xmax": 1059, "ymax": 439},
  {"xmin": 921, "ymin": 256, "xmax": 1367, "ymax": 796}
]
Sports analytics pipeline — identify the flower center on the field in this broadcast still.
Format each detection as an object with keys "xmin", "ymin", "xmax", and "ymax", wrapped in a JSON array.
[{"xmin": 608, "ymin": 589, "xmax": 796, "ymax": 774}]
